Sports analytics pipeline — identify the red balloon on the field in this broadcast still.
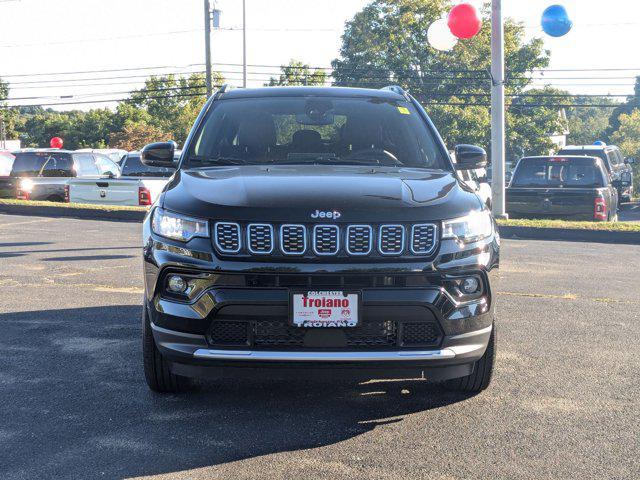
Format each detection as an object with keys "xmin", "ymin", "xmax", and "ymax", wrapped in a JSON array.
[
  {"xmin": 50, "ymin": 137, "xmax": 63, "ymax": 149},
  {"xmin": 448, "ymin": 3, "xmax": 482, "ymax": 40}
]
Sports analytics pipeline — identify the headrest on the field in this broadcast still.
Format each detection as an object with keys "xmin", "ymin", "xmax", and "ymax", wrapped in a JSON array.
[
  {"xmin": 237, "ymin": 112, "xmax": 276, "ymax": 150},
  {"xmin": 341, "ymin": 118, "xmax": 378, "ymax": 150},
  {"xmin": 292, "ymin": 130, "xmax": 322, "ymax": 148}
]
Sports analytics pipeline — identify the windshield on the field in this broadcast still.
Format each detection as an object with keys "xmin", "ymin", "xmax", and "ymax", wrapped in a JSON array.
[
  {"xmin": 121, "ymin": 154, "xmax": 174, "ymax": 177},
  {"xmin": 10, "ymin": 152, "xmax": 74, "ymax": 177},
  {"xmin": 511, "ymin": 158, "xmax": 606, "ymax": 188},
  {"xmin": 185, "ymin": 95, "xmax": 449, "ymax": 169}
]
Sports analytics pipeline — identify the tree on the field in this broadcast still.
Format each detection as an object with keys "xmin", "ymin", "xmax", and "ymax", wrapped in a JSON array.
[
  {"xmin": 16, "ymin": 108, "xmax": 116, "ymax": 149},
  {"xmin": 331, "ymin": 0, "xmax": 562, "ymax": 161},
  {"xmin": 606, "ymin": 76, "xmax": 640, "ymax": 138},
  {"xmin": 610, "ymin": 110, "xmax": 640, "ymax": 193},
  {"xmin": 0, "ymin": 77, "xmax": 19, "ymax": 141},
  {"xmin": 267, "ymin": 60, "xmax": 328, "ymax": 86},
  {"xmin": 128, "ymin": 72, "xmax": 223, "ymax": 145},
  {"xmin": 109, "ymin": 122, "xmax": 168, "ymax": 151},
  {"xmin": 566, "ymin": 96, "xmax": 617, "ymax": 145}
]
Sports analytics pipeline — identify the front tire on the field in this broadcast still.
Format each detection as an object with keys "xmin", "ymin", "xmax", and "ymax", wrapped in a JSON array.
[
  {"xmin": 444, "ymin": 324, "xmax": 496, "ymax": 393},
  {"xmin": 142, "ymin": 304, "xmax": 191, "ymax": 393}
]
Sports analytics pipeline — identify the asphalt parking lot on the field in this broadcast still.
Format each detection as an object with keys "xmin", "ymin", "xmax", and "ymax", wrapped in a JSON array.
[
  {"xmin": 619, "ymin": 201, "xmax": 640, "ymax": 222},
  {"xmin": 0, "ymin": 214, "xmax": 638, "ymax": 480}
]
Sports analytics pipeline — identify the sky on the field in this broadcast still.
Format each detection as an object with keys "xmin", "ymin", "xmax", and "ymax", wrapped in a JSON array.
[{"xmin": 1, "ymin": 0, "xmax": 639, "ymax": 110}]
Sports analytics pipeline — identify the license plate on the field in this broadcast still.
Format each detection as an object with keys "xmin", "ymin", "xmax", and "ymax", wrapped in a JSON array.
[{"xmin": 291, "ymin": 291, "xmax": 360, "ymax": 328}]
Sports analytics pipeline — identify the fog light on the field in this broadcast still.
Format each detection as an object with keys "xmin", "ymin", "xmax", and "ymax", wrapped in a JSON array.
[
  {"xmin": 461, "ymin": 277, "xmax": 480, "ymax": 294},
  {"xmin": 167, "ymin": 275, "xmax": 188, "ymax": 293}
]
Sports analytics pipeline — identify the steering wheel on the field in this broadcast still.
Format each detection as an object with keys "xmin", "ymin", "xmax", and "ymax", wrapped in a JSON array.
[{"xmin": 345, "ymin": 148, "xmax": 403, "ymax": 166}]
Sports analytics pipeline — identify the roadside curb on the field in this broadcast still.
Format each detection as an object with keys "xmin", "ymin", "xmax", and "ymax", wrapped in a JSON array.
[
  {"xmin": 0, "ymin": 202, "xmax": 147, "ymax": 223},
  {"xmin": 498, "ymin": 225, "xmax": 640, "ymax": 245}
]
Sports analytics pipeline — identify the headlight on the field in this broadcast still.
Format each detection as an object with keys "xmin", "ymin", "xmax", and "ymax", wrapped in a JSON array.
[
  {"xmin": 442, "ymin": 211, "xmax": 493, "ymax": 244},
  {"xmin": 151, "ymin": 207, "xmax": 209, "ymax": 242},
  {"xmin": 19, "ymin": 178, "xmax": 34, "ymax": 192}
]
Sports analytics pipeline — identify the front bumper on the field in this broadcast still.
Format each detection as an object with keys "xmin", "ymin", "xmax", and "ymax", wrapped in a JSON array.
[{"xmin": 152, "ymin": 320, "xmax": 492, "ymax": 380}]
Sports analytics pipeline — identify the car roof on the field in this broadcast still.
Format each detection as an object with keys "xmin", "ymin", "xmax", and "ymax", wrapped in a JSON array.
[
  {"xmin": 561, "ymin": 145, "xmax": 617, "ymax": 151},
  {"xmin": 13, "ymin": 148, "xmax": 75, "ymax": 154},
  {"xmin": 218, "ymin": 86, "xmax": 406, "ymax": 101},
  {"xmin": 520, "ymin": 155, "xmax": 602, "ymax": 162}
]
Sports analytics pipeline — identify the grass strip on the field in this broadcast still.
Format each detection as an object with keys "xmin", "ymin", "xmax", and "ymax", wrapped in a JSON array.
[{"xmin": 497, "ymin": 218, "xmax": 640, "ymax": 232}]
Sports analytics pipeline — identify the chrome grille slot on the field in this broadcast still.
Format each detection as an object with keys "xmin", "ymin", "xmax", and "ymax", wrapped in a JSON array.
[
  {"xmin": 247, "ymin": 224, "xmax": 273, "ymax": 254},
  {"xmin": 378, "ymin": 225, "xmax": 405, "ymax": 255},
  {"xmin": 346, "ymin": 225, "xmax": 372, "ymax": 255},
  {"xmin": 280, "ymin": 224, "xmax": 306, "ymax": 255},
  {"xmin": 313, "ymin": 225, "xmax": 339, "ymax": 255},
  {"xmin": 214, "ymin": 222, "xmax": 241, "ymax": 253},
  {"xmin": 411, "ymin": 224, "xmax": 437, "ymax": 255}
]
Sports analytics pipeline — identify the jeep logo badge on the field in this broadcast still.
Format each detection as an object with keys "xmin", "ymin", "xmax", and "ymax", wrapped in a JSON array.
[{"xmin": 311, "ymin": 209, "xmax": 342, "ymax": 220}]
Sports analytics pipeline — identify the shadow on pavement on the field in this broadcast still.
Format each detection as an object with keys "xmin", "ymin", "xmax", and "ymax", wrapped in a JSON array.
[
  {"xmin": 0, "ymin": 305, "xmax": 471, "ymax": 479},
  {"xmin": 42, "ymin": 254, "xmax": 136, "ymax": 262}
]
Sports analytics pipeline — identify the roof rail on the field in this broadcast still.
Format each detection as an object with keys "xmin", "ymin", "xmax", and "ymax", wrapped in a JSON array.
[
  {"xmin": 381, "ymin": 85, "xmax": 409, "ymax": 98},
  {"xmin": 218, "ymin": 84, "xmax": 235, "ymax": 93}
]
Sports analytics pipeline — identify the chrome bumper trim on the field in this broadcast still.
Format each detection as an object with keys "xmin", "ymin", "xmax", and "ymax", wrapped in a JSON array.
[{"xmin": 192, "ymin": 348, "xmax": 459, "ymax": 362}]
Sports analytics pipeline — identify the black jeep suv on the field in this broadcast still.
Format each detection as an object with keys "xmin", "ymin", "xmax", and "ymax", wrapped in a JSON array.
[{"xmin": 140, "ymin": 86, "xmax": 499, "ymax": 394}]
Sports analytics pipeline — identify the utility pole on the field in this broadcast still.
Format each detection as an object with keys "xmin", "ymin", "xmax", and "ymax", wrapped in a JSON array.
[
  {"xmin": 242, "ymin": 0, "xmax": 247, "ymax": 88},
  {"xmin": 490, "ymin": 0, "xmax": 508, "ymax": 218},
  {"xmin": 204, "ymin": 0, "xmax": 213, "ymax": 97}
]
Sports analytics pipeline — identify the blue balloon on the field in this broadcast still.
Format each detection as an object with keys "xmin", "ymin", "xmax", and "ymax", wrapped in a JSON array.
[{"xmin": 541, "ymin": 5, "xmax": 573, "ymax": 37}]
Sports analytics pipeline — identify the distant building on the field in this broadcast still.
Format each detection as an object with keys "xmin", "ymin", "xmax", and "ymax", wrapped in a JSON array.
[{"xmin": 0, "ymin": 139, "xmax": 21, "ymax": 151}]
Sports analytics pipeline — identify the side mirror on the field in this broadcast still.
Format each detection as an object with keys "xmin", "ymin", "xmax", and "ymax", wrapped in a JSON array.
[
  {"xmin": 102, "ymin": 171, "xmax": 116, "ymax": 179},
  {"xmin": 621, "ymin": 171, "xmax": 632, "ymax": 187},
  {"xmin": 625, "ymin": 158, "xmax": 635, "ymax": 165},
  {"xmin": 141, "ymin": 141, "xmax": 178, "ymax": 168},
  {"xmin": 454, "ymin": 145, "xmax": 488, "ymax": 170}
]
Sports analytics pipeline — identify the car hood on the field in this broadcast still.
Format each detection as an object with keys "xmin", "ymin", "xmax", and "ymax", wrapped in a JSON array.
[{"xmin": 162, "ymin": 165, "xmax": 482, "ymax": 222}]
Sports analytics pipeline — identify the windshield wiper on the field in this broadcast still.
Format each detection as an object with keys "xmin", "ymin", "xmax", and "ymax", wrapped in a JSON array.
[{"xmin": 188, "ymin": 155, "xmax": 247, "ymax": 166}]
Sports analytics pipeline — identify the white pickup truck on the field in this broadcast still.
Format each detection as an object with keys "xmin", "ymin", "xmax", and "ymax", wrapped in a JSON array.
[{"xmin": 69, "ymin": 151, "xmax": 178, "ymax": 206}]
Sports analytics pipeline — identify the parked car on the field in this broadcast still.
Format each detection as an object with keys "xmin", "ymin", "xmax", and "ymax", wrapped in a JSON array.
[
  {"xmin": 75, "ymin": 148, "xmax": 128, "ymax": 165},
  {"xmin": 558, "ymin": 144, "xmax": 634, "ymax": 203},
  {"xmin": 68, "ymin": 150, "xmax": 179, "ymax": 206},
  {"xmin": 139, "ymin": 85, "xmax": 499, "ymax": 395},
  {"xmin": 506, "ymin": 155, "xmax": 619, "ymax": 221},
  {"xmin": 0, "ymin": 149, "xmax": 120, "ymax": 201},
  {"xmin": 459, "ymin": 167, "xmax": 492, "ymax": 208},
  {"xmin": 0, "ymin": 150, "xmax": 15, "ymax": 177}
]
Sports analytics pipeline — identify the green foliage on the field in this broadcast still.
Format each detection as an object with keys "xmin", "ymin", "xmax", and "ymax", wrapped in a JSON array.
[
  {"xmin": 17, "ymin": 108, "xmax": 115, "ymax": 149},
  {"xmin": 606, "ymin": 76, "xmax": 640, "ymax": 138},
  {"xmin": 267, "ymin": 60, "xmax": 327, "ymax": 86},
  {"xmin": 610, "ymin": 109, "xmax": 640, "ymax": 194},
  {"xmin": 331, "ymin": 0, "xmax": 564, "ymax": 162},
  {"xmin": 127, "ymin": 72, "xmax": 222, "ymax": 145},
  {"xmin": 566, "ymin": 97, "xmax": 617, "ymax": 145}
]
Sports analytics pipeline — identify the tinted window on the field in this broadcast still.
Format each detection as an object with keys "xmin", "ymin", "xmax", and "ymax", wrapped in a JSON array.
[
  {"xmin": 74, "ymin": 154, "xmax": 100, "ymax": 176},
  {"xmin": 10, "ymin": 152, "xmax": 74, "ymax": 177},
  {"xmin": 186, "ymin": 96, "xmax": 449, "ymax": 169},
  {"xmin": 121, "ymin": 154, "xmax": 174, "ymax": 177},
  {"xmin": 512, "ymin": 158, "xmax": 606, "ymax": 188}
]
